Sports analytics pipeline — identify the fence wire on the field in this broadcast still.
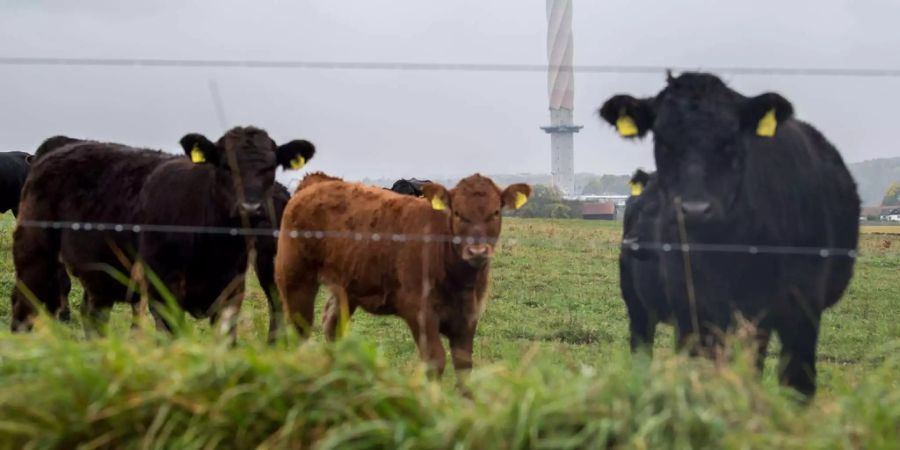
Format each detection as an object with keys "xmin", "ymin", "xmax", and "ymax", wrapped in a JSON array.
[
  {"xmin": 3, "ymin": 57, "xmax": 900, "ymax": 78},
  {"xmin": 5, "ymin": 219, "xmax": 871, "ymax": 258}
]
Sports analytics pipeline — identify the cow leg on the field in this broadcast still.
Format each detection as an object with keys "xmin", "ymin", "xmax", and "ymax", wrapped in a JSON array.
[
  {"xmin": 11, "ymin": 226, "xmax": 63, "ymax": 332},
  {"xmin": 263, "ymin": 284, "xmax": 284, "ymax": 344},
  {"xmin": 280, "ymin": 273, "xmax": 319, "ymax": 338},
  {"xmin": 56, "ymin": 266, "xmax": 72, "ymax": 322},
  {"xmin": 140, "ymin": 257, "xmax": 189, "ymax": 335},
  {"xmin": 254, "ymin": 242, "xmax": 284, "ymax": 344},
  {"xmin": 673, "ymin": 307, "xmax": 700, "ymax": 356},
  {"xmin": 130, "ymin": 301, "xmax": 144, "ymax": 329},
  {"xmin": 209, "ymin": 279, "xmax": 245, "ymax": 346},
  {"xmin": 145, "ymin": 277, "xmax": 185, "ymax": 334},
  {"xmin": 149, "ymin": 306, "xmax": 182, "ymax": 333},
  {"xmin": 80, "ymin": 292, "xmax": 112, "ymax": 338},
  {"xmin": 399, "ymin": 300, "xmax": 446, "ymax": 378},
  {"xmin": 322, "ymin": 293, "xmax": 357, "ymax": 341},
  {"xmin": 448, "ymin": 322, "xmax": 477, "ymax": 385},
  {"xmin": 754, "ymin": 327, "xmax": 772, "ymax": 375},
  {"xmin": 625, "ymin": 299, "xmax": 658, "ymax": 354},
  {"xmin": 777, "ymin": 311, "xmax": 820, "ymax": 399},
  {"xmin": 675, "ymin": 317, "xmax": 721, "ymax": 358}
]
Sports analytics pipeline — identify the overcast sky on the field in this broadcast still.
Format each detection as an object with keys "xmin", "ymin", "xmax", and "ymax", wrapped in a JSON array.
[{"xmin": 2, "ymin": 0, "xmax": 900, "ymax": 185}]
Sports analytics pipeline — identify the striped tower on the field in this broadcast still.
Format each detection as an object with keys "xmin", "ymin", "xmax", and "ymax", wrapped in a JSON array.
[{"xmin": 540, "ymin": 0, "xmax": 582, "ymax": 197}]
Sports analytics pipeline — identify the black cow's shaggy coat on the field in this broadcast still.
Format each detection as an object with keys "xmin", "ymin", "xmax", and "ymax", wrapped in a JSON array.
[
  {"xmin": 12, "ymin": 127, "xmax": 314, "ymax": 338},
  {"xmin": 601, "ymin": 72, "xmax": 860, "ymax": 397}
]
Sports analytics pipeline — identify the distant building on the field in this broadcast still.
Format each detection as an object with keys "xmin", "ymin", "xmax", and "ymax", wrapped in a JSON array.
[
  {"xmin": 582, "ymin": 202, "xmax": 616, "ymax": 220},
  {"xmin": 883, "ymin": 208, "xmax": 900, "ymax": 222},
  {"xmin": 861, "ymin": 206, "xmax": 900, "ymax": 221},
  {"xmin": 861, "ymin": 206, "xmax": 883, "ymax": 219}
]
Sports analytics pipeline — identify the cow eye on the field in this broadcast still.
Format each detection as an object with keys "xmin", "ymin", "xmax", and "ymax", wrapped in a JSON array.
[{"xmin": 493, "ymin": 210, "xmax": 500, "ymax": 217}]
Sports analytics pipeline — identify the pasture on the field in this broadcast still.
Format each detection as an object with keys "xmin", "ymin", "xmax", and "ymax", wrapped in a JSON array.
[{"xmin": 0, "ymin": 214, "xmax": 898, "ymax": 448}]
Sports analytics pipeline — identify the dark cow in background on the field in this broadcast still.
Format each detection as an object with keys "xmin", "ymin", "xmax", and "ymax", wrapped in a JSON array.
[
  {"xmin": 276, "ymin": 173, "xmax": 530, "ymax": 377},
  {"xmin": 2, "ymin": 142, "xmax": 77, "ymax": 321},
  {"xmin": 618, "ymin": 170, "xmax": 670, "ymax": 352},
  {"xmin": 0, "ymin": 151, "xmax": 31, "ymax": 216},
  {"xmin": 600, "ymin": 72, "xmax": 860, "ymax": 397},
  {"xmin": 12, "ymin": 127, "xmax": 314, "ymax": 339},
  {"xmin": 390, "ymin": 178, "xmax": 431, "ymax": 197},
  {"xmin": 13, "ymin": 137, "xmax": 174, "ymax": 332}
]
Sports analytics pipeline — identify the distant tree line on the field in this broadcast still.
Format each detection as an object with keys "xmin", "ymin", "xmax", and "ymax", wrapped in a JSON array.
[
  {"xmin": 884, "ymin": 182, "xmax": 900, "ymax": 206},
  {"xmin": 579, "ymin": 174, "xmax": 631, "ymax": 196},
  {"xmin": 510, "ymin": 185, "xmax": 580, "ymax": 219}
]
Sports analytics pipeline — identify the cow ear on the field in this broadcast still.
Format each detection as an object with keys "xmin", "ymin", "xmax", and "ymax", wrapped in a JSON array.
[
  {"xmin": 276, "ymin": 140, "xmax": 316, "ymax": 170},
  {"xmin": 179, "ymin": 133, "xmax": 219, "ymax": 165},
  {"xmin": 501, "ymin": 183, "xmax": 532, "ymax": 210},
  {"xmin": 742, "ymin": 93, "xmax": 794, "ymax": 138},
  {"xmin": 422, "ymin": 182, "xmax": 451, "ymax": 213},
  {"xmin": 629, "ymin": 170, "xmax": 650, "ymax": 196},
  {"xmin": 598, "ymin": 95, "xmax": 655, "ymax": 139},
  {"xmin": 24, "ymin": 155, "xmax": 35, "ymax": 165}
]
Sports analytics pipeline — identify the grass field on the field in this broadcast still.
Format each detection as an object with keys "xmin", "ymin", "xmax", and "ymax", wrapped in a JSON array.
[
  {"xmin": 0, "ymin": 214, "xmax": 898, "ymax": 448},
  {"xmin": 861, "ymin": 224, "xmax": 900, "ymax": 235}
]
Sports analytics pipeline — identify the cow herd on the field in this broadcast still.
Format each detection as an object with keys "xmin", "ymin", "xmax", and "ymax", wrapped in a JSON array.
[{"xmin": 1, "ymin": 71, "xmax": 860, "ymax": 398}]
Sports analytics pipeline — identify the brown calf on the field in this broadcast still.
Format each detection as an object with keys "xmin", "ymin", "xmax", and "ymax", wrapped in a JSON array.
[{"xmin": 275, "ymin": 173, "xmax": 530, "ymax": 376}]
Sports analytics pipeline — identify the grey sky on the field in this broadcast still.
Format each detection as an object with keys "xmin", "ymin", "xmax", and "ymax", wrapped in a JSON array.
[{"xmin": 2, "ymin": 0, "xmax": 899, "ymax": 185}]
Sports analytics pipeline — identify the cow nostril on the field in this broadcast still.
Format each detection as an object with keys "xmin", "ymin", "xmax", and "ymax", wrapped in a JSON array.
[{"xmin": 681, "ymin": 201, "xmax": 711, "ymax": 216}]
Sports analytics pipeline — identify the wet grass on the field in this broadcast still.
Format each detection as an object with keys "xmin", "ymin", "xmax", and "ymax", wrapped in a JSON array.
[{"xmin": 0, "ymin": 214, "xmax": 898, "ymax": 448}]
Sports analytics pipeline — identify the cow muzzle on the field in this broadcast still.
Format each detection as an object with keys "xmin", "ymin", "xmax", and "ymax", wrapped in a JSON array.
[
  {"xmin": 462, "ymin": 244, "xmax": 494, "ymax": 268},
  {"xmin": 240, "ymin": 202, "xmax": 262, "ymax": 214},
  {"xmin": 680, "ymin": 200, "xmax": 712, "ymax": 221}
]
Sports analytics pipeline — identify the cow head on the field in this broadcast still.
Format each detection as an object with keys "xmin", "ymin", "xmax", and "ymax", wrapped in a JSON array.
[
  {"xmin": 599, "ymin": 72, "xmax": 793, "ymax": 224},
  {"xmin": 422, "ymin": 175, "xmax": 531, "ymax": 268},
  {"xmin": 179, "ymin": 126, "xmax": 315, "ymax": 217}
]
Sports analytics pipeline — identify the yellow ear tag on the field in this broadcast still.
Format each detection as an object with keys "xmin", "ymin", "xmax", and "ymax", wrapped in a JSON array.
[
  {"xmin": 431, "ymin": 196, "xmax": 447, "ymax": 211},
  {"xmin": 756, "ymin": 109, "xmax": 777, "ymax": 137},
  {"xmin": 616, "ymin": 115, "xmax": 638, "ymax": 137},
  {"xmin": 190, "ymin": 145, "xmax": 206, "ymax": 163},
  {"xmin": 514, "ymin": 192, "xmax": 528, "ymax": 209},
  {"xmin": 630, "ymin": 181, "xmax": 643, "ymax": 196},
  {"xmin": 289, "ymin": 156, "xmax": 306, "ymax": 170}
]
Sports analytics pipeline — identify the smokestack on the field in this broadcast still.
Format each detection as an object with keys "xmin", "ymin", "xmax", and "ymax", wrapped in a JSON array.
[{"xmin": 540, "ymin": 0, "xmax": 582, "ymax": 197}]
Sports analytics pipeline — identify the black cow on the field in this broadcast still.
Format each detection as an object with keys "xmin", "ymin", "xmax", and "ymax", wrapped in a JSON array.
[
  {"xmin": 0, "ymin": 151, "xmax": 31, "ymax": 216},
  {"xmin": 389, "ymin": 178, "xmax": 431, "ymax": 197},
  {"xmin": 2, "ymin": 145, "xmax": 75, "ymax": 322},
  {"xmin": 137, "ymin": 129, "xmax": 314, "ymax": 338},
  {"xmin": 600, "ymin": 72, "xmax": 860, "ymax": 397},
  {"xmin": 619, "ymin": 170, "xmax": 670, "ymax": 352},
  {"xmin": 12, "ymin": 127, "xmax": 313, "ymax": 339},
  {"xmin": 13, "ymin": 138, "xmax": 173, "ymax": 332}
]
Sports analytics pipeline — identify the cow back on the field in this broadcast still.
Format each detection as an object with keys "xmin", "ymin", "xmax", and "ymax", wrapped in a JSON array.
[{"xmin": 280, "ymin": 179, "xmax": 452, "ymax": 296}]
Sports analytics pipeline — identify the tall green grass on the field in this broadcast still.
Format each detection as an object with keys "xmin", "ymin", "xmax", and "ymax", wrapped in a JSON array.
[
  {"xmin": 0, "ymin": 323, "xmax": 896, "ymax": 449},
  {"xmin": 0, "ymin": 217, "xmax": 897, "ymax": 448}
]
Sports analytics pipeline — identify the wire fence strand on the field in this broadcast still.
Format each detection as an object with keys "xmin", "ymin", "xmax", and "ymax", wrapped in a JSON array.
[
  {"xmin": 3, "ymin": 57, "xmax": 900, "ymax": 78},
  {"xmin": 8, "ymin": 219, "xmax": 866, "ymax": 258}
]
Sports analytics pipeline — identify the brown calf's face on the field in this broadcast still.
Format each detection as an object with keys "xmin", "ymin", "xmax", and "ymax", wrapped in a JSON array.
[
  {"xmin": 423, "ymin": 175, "xmax": 531, "ymax": 268},
  {"xmin": 179, "ymin": 127, "xmax": 315, "ymax": 216}
]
